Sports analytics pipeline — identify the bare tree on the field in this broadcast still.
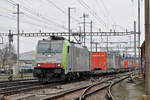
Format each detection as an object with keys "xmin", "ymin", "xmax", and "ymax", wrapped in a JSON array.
[{"xmin": 0, "ymin": 44, "xmax": 17, "ymax": 68}]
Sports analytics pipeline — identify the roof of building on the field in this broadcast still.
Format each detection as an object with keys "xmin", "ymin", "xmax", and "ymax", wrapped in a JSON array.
[{"xmin": 19, "ymin": 51, "xmax": 35, "ymax": 61}]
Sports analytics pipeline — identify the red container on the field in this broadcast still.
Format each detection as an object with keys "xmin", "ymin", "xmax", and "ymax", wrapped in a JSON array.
[
  {"xmin": 129, "ymin": 61, "xmax": 134, "ymax": 68},
  {"xmin": 91, "ymin": 52, "xmax": 106, "ymax": 70},
  {"xmin": 136, "ymin": 63, "xmax": 139, "ymax": 69},
  {"xmin": 124, "ymin": 59, "xmax": 128, "ymax": 68}
]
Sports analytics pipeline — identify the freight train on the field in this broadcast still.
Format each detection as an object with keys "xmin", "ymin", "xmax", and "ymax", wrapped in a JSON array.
[{"xmin": 33, "ymin": 36, "xmax": 137, "ymax": 82}]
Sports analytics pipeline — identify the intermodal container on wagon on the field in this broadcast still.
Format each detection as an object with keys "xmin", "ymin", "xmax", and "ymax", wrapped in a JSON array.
[
  {"xmin": 129, "ymin": 61, "xmax": 134, "ymax": 68},
  {"xmin": 136, "ymin": 63, "xmax": 139, "ymax": 69},
  {"xmin": 91, "ymin": 52, "xmax": 106, "ymax": 70},
  {"xmin": 124, "ymin": 59, "xmax": 128, "ymax": 68}
]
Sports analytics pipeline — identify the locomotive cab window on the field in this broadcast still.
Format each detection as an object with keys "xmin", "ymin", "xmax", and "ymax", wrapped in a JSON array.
[{"xmin": 37, "ymin": 41, "xmax": 62, "ymax": 53}]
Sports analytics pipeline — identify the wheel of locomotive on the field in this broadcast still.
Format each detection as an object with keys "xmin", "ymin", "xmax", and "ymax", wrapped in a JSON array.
[
  {"xmin": 38, "ymin": 78, "xmax": 45, "ymax": 83},
  {"xmin": 76, "ymin": 72, "xmax": 80, "ymax": 79},
  {"xmin": 61, "ymin": 74, "xmax": 67, "ymax": 82},
  {"xmin": 72, "ymin": 73, "xmax": 76, "ymax": 80},
  {"xmin": 65, "ymin": 73, "xmax": 70, "ymax": 82},
  {"xmin": 68, "ymin": 73, "xmax": 73, "ymax": 81}
]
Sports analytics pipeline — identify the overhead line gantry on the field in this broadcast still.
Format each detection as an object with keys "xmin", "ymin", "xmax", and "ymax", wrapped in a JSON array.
[{"xmin": 0, "ymin": 31, "xmax": 137, "ymax": 37}]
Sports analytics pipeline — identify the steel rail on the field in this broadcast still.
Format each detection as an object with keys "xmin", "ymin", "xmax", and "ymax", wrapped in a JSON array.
[
  {"xmin": 0, "ymin": 80, "xmax": 39, "ymax": 88},
  {"xmin": 107, "ymin": 82, "xmax": 115, "ymax": 100},
  {"xmin": 0, "ymin": 80, "xmax": 65, "ymax": 96},
  {"xmin": 0, "ymin": 78, "xmax": 36, "ymax": 83},
  {"xmin": 0, "ymin": 82, "xmax": 41, "ymax": 95},
  {"xmin": 106, "ymin": 76, "xmax": 130, "ymax": 100},
  {"xmin": 42, "ymin": 77, "xmax": 115, "ymax": 100},
  {"xmin": 78, "ymin": 75, "xmax": 129, "ymax": 100},
  {"xmin": 79, "ymin": 83, "xmax": 110, "ymax": 100},
  {"xmin": 78, "ymin": 81, "xmax": 111, "ymax": 100}
]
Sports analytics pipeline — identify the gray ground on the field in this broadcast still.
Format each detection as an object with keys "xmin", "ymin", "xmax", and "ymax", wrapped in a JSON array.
[{"xmin": 112, "ymin": 77, "xmax": 145, "ymax": 100}]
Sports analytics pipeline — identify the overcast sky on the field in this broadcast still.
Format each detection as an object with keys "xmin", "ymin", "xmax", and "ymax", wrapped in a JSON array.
[{"xmin": 0, "ymin": 0, "xmax": 145, "ymax": 53}]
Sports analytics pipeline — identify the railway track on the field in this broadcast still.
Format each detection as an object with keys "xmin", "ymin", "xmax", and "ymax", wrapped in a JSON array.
[
  {"xmin": 0, "ymin": 72, "xmax": 133, "ymax": 100},
  {"xmin": 0, "ymin": 77, "xmax": 97, "ymax": 97},
  {"xmin": 0, "ymin": 81, "xmax": 64, "ymax": 96},
  {"xmin": 107, "ymin": 81, "xmax": 115, "ymax": 100},
  {"xmin": 0, "ymin": 76, "xmax": 87, "ymax": 97},
  {"xmin": 41, "ymin": 73, "xmax": 130, "ymax": 100},
  {"xmin": 0, "ymin": 78, "xmax": 36, "ymax": 83},
  {"xmin": 78, "ymin": 76, "xmax": 128, "ymax": 100},
  {"xmin": 106, "ymin": 74, "xmax": 136, "ymax": 100},
  {"xmin": 0, "ymin": 80, "xmax": 38, "ymax": 88}
]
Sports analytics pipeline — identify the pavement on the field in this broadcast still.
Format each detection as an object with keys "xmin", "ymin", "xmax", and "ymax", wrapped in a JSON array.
[{"xmin": 112, "ymin": 75, "xmax": 146, "ymax": 100}]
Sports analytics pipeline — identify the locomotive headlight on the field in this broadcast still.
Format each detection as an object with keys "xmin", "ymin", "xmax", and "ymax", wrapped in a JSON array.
[
  {"xmin": 37, "ymin": 64, "xmax": 41, "ymax": 67},
  {"xmin": 47, "ymin": 54, "xmax": 52, "ymax": 57},
  {"xmin": 57, "ymin": 64, "xmax": 61, "ymax": 67},
  {"xmin": 56, "ymin": 63, "xmax": 61, "ymax": 67}
]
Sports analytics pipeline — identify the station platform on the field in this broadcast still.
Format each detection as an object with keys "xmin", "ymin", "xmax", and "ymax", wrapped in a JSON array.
[{"xmin": 112, "ymin": 75, "xmax": 146, "ymax": 100}]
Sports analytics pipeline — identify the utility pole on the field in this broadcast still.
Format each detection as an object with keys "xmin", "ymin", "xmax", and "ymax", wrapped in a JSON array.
[
  {"xmin": 125, "ymin": 47, "xmax": 127, "ymax": 57},
  {"xmin": 138, "ymin": 0, "xmax": 141, "ymax": 73},
  {"xmin": 68, "ymin": 8, "xmax": 71, "ymax": 41},
  {"xmin": 79, "ymin": 26, "xmax": 81, "ymax": 42},
  {"xmin": 90, "ymin": 21, "xmax": 93, "ymax": 52},
  {"xmin": 13, "ymin": 4, "xmax": 23, "ymax": 78},
  {"xmin": 8, "ymin": 30, "xmax": 13, "ymax": 79},
  {"xmin": 68, "ymin": 7, "xmax": 75, "ymax": 41},
  {"xmin": 0, "ymin": 36, "xmax": 3, "ymax": 50},
  {"xmin": 99, "ymin": 28, "xmax": 102, "ymax": 51},
  {"xmin": 107, "ymin": 36, "xmax": 108, "ymax": 52},
  {"xmin": 134, "ymin": 21, "xmax": 137, "ymax": 69},
  {"xmin": 81, "ymin": 13, "xmax": 89, "ymax": 46},
  {"xmin": 95, "ymin": 43, "xmax": 98, "ymax": 52},
  {"xmin": 129, "ymin": 36, "xmax": 131, "ymax": 47},
  {"xmin": 17, "ymin": 4, "xmax": 20, "ymax": 77},
  {"xmin": 8, "ymin": 30, "xmax": 13, "ymax": 52},
  {"xmin": 17, "ymin": 4, "xmax": 21, "ymax": 78},
  {"xmin": 79, "ymin": 14, "xmax": 88, "ymax": 46},
  {"xmin": 145, "ymin": 0, "xmax": 150, "ymax": 99},
  {"xmin": 83, "ymin": 14, "xmax": 86, "ymax": 46}
]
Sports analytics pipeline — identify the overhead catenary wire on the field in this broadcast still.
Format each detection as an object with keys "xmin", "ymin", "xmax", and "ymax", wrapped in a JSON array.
[
  {"xmin": 1, "ymin": 0, "xmax": 133, "ymax": 33},
  {"xmin": 46, "ymin": 0, "xmax": 80, "ymax": 22},
  {"xmin": 94, "ymin": 0, "xmax": 110, "ymax": 25},
  {"xmin": 0, "ymin": 6, "xmax": 15, "ymax": 13},
  {"xmin": 16, "ymin": 0, "xmax": 66, "ymax": 24},
  {"xmin": 20, "ymin": 6, "xmax": 68, "ymax": 30},
  {"xmin": 4, "ymin": 0, "xmax": 68, "ymax": 31},
  {"xmin": 22, "ymin": 20, "xmax": 59, "ymax": 30},
  {"xmin": 23, "ymin": 13, "xmax": 60, "ymax": 29},
  {"xmin": 5, "ymin": 0, "xmax": 16, "ymax": 5},
  {"xmin": 4, "ymin": 0, "xmax": 109, "ymax": 32},
  {"xmin": 0, "ymin": 14, "xmax": 58, "ymax": 31},
  {"xmin": 100, "ymin": 0, "xmax": 117, "ymax": 25},
  {"xmin": 0, "ymin": 14, "xmax": 16, "ymax": 21},
  {"xmin": 0, "ymin": 10, "xmax": 61, "ymax": 31},
  {"xmin": 77, "ymin": 0, "xmax": 108, "ymax": 29}
]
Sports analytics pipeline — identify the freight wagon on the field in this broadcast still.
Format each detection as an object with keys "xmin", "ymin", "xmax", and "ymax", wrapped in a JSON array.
[{"xmin": 90, "ymin": 52, "xmax": 135, "ymax": 74}]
